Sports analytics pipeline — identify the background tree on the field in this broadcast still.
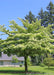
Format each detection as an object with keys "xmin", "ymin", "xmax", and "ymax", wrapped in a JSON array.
[
  {"xmin": 25, "ymin": 11, "xmax": 36, "ymax": 23},
  {"xmin": 0, "ymin": 39, "xmax": 4, "ymax": 56},
  {"xmin": 46, "ymin": 1, "xmax": 54, "ymax": 24},
  {"xmin": 37, "ymin": 8, "xmax": 45, "ymax": 26},
  {"xmin": 12, "ymin": 56, "xmax": 18, "ymax": 66},
  {"xmin": 0, "ymin": 18, "xmax": 53, "ymax": 72},
  {"xmin": 37, "ymin": 1, "xmax": 54, "ymax": 27},
  {"xmin": 44, "ymin": 54, "xmax": 54, "ymax": 68}
]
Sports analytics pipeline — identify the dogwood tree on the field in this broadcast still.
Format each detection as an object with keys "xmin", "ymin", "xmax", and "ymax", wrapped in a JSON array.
[{"xmin": 0, "ymin": 18, "xmax": 53, "ymax": 72}]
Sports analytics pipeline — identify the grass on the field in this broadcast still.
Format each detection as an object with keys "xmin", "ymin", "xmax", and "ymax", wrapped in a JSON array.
[{"xmin": 0, "ymin": 66, "xmax": 54, "ymax": 75}]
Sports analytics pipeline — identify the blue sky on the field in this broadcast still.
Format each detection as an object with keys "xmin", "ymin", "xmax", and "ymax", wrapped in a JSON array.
[{"xmin": 0, "ymin": 0, "xmax": 54, "ymax": 39}]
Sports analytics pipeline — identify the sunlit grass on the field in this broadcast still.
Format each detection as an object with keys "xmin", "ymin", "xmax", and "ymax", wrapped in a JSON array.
[{"xmin": 0, "ymin": 66, "xmax": 54, "ymax": 75}]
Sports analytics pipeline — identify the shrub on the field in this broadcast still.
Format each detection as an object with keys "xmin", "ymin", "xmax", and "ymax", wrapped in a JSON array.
[
  {"xmin": 40, "ymin": 63, "xmax": 45, "ymax": 67},
  {"xmin": 20, "ymin": 64, "xmax": 23, "ymax": 67},
  {"xmin": 43, "ymin": 54, "xmax": 54, "ymax": 68}
]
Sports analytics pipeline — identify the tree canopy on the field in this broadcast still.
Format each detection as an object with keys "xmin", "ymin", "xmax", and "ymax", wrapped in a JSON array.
[{"xmin": 0, "ymin": 18, "xmax": 54, "ymax": 72}]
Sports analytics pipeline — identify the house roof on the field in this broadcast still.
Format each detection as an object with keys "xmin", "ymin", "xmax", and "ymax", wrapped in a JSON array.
[{"xmin": 0, "ymin": 52, "xmax": 24, "ymax": 61}]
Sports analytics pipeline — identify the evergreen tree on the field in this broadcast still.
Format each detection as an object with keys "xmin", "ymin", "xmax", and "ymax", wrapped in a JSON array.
[
  {"xmin": 37, "ymin": 1, "xmax": 54, "ymax": 26},
  {"xmin": 25, "ymin": 11, "xmax": 36, "ymax": 23},
  {"xmin": 37, "ymin": 8, "xmax": 44, "ymax": 26},
  {"xmin": 46, "ymin": 1, "xmax": 54, "ymax": 24}
]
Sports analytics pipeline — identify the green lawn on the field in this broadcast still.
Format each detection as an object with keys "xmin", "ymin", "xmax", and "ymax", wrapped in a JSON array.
[{"xmin": 0, "ymin": 66, "xmax": 54, "ymax": 75}]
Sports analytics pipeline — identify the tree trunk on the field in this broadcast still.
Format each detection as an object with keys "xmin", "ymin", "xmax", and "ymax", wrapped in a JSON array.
[
  {"xmin": 24, "ymin": 56, "xmax": 28, "ymax": 73},
  {"xmin": 41, "ymin": 56, "xmax": 43, "ymax": 63},
  {"xmin": 48, "ymin": 65, "xmax": 50, "ymax": 69}
]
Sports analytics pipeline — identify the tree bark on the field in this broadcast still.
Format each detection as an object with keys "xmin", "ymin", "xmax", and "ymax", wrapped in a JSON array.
[
  {"xmin": 41, "ymin": 56, "xmax": 43, "ymax": 63},
  {"xmin": 24, "ymin": 56, "xmax": 28, "ymax": 73}
]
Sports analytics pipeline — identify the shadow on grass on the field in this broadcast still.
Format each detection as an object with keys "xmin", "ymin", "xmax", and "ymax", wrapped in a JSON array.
[
  {"xmin": 45, "ymin": 67, "xmax": 54, "ymax": 71},
  {"xmin": 0, "ymin": 70, "xmax": 44, "ymax": 74}
]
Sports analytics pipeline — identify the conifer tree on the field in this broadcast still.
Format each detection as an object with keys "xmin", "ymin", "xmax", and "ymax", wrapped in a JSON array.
[
  {"xmin": 37, "ymin": 8, "xmax": 44, "ymax": 26},
  {"xmin": 46, "ymin": 1, "xmax": 54, "ymax": 24},
  {"xmin": 25, "ymin": 11, "xmax": 36, "ymax": 23},
  {"xmin": 37, "ymin": 1, "xmax": 54, "ymax": 26}
]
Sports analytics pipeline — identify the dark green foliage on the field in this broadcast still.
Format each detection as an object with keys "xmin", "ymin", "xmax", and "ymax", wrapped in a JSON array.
[
  {"xmin": 46, "ymin": 1, "xmax": 54, "ymax": 24},
  {"xmin": 20, "ymin": 64, "xmax": 23, "ymax": 67},
  {"xmin": 37, "ymin": 8, "xmax": 44, "ymax": 26},
  {"xmin": 37, "ymin": 1, "xmax": 54, "ymax": 26},
  {"xmin": 25, "ymin": 11, "xmax": 36, "ymax": 23}
]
